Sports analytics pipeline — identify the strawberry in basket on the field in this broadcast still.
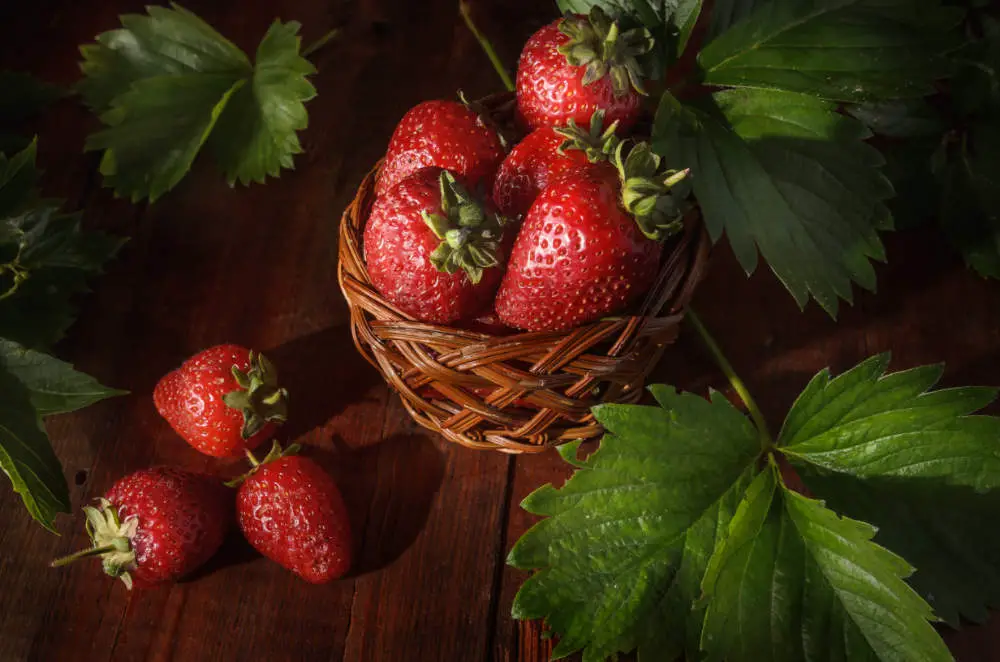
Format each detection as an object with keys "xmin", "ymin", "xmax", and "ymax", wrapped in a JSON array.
[
  {"xmin": 492, "ymin": 110, "xmax": 620, "ymax": 218},
  {"xmin": 365, "ymin": 167, "xmax": 512, "ymax": 324},
  {"xmin": 516, "ymin": 7, "xmax": 654, "ymax": 132},
  {"xmin": 496, "ymin": 141, "xmax": 690, "ymax": 332},
  {"xmin": 376, "ymin": 99, "xmax": 506, "ymax": 198}
]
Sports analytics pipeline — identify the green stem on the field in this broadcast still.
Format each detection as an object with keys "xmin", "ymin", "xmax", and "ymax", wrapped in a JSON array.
[
  {"xmin": 687, "ymin": 307, "xmax": 773, "ymax": 449},
  {"xmin": 50, "ymin": 544, "xmax": 116, "ymax": 568},
  {"xmin": 303, "ymin": 28, "xmax": 341, "ymax": 59},
  {"xmin": 459, "ymin": 1, "xmax": 515, "ymax": 92},
  {"xmin": 245, "ymin": 449, "xmax": 261, "ymax": 468}
]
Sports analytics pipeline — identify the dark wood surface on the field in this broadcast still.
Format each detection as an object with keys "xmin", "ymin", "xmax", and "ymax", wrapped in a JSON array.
[{"xmin": 1, "ymin": 1, "xmax": 999, "ymax": 660}]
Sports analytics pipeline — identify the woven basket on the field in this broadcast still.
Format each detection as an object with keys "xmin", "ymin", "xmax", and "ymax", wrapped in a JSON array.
[{"xmin": 337, "ymin": 93, "xmax": 711, "ymax": 454}]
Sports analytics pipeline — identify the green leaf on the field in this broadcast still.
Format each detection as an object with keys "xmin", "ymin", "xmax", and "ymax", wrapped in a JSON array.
[
  {"xmin": 508, "ymin": 386, "xmax": 761, "ymax": 662},
  {"xmin": 0, "ymin": 141, "xmax": 122, "ymax": 349},
  {"xmin": 779, "ymin": 354, "xmax": 1000, "ymax": 487},
  {"xmin": 698, "ymin": 0, "xmax": 962, "ymax": 103},
  {"xmin": 208, "ymin": 20, "xmax": 316, "ymax": 186},
  {"xmin": 701, "ymin": 467, "xmax": 952, "ymax": 662},
  {"xmin": 78, "ymin": 3, "xmax": 316, "ymax": 201},
  {"xmin": 937, "ymin": 122, "xmax": 1000, "ymax": 279},
  {"xmin": 653, "ymin": 88, "xmax": 892, "ymax": 316},
  {"xmin": 708, "ymin": 0, "xmax": 759, "ymax": 39},
  {"xmin": 847, "ymin": 100, "xmax": 946, "ymax": 139},
  {"xmin": 879, "ymin": 137, "xmax": 940, "ymax": 230},
  {"xmin": 85, "ymin": 75, "xmax": 244, "ymax": 203},
  {"xmin": 0, "ymin": 364, "xmax": 70, "ymax": 532},
  {"xmin": 802, "ymin": 471, "xmax": 1000, "ymax": 627},
  {"xmin": 778, "ymin": 355, "xmax": 1000, "ymax": 624},
  {"xmin": 0, "ymin": 339, "xmax": 126, "ymax": 416}
]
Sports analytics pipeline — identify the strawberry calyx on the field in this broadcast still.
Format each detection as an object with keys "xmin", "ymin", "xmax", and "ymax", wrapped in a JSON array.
[
  {"xmin": 50, "ymin": 498, "xmax": 139, "ymax": 590},
  {"xmin": 224, "ymin": 440, "xmax": 301, "ymax": 488},
  {"xmin": 223, "ymin": 350, "xmax": 289, "ymax": 440},
  {"xmin": 557, "ymin": 7, "xmax": 654, "ymax": 98},
  {"xmin": 613, "ymin": 141, "xmax": 691, "ymax": 241},
  {"xmin": 421, "ymin": 170, "xmax": 509, "ymax": 285},
  {"xmin": 554, "ymin": 109, "xmax": 621, "ymax": 163},
  {"xmin": 457, "ymin": 90, "xmax": 514, "ymax": 151}
]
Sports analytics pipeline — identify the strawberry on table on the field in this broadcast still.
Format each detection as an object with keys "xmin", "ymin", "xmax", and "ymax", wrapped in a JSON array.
[
  {"xmin": 496, "ymin": 142, "xmax": 690, "ymax": 332},
  {"xmin": 376, "ymin": 99, "xmax": 506, "ymax": 198},
  {"xmin": 233, "ymin": 443, "xmax": 352, "ymax": 584},
  {"xmin": 51, "ymin": 467, "xmax": 230, "ymax": 589},
  {"xmin": 365, "ymin": 167, "xmax": 511, "ymax": 324},
  {"xmin": 154, "ymin": 344, "xmax": 288, "ymax": 458},
  {"xmin": 493, "ymin": 110, "xmax": 620, "ymax": 218},
  {"xmin": 516, "ymin": 7, "xmax": 653, "ymax": 132}
]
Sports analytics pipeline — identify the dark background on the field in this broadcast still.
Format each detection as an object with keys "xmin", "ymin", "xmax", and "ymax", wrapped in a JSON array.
[{"xmin": 0, "ymin": 0, "xmax": 998, "ymax": 660}]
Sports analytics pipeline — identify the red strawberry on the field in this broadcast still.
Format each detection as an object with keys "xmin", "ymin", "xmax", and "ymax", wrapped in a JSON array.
[
  {"xmin": 495, "ymin": 142, "xmax": 690, "ymax": 331},
  {"xmin": 493, "ymin": 110, "xmax": 619, "ymax": 218},
  {"xmin": 365, "ymin": 167, "xmax": 510, "ymax": 324},
  {"xmin": 376, "ymin": 99, "xmax": 506, "ymax": 198},
  {"xmin": 51, "ymin": 467, "xmax": 230, "ymax": 589},
  {"xmin": 154, "ymin": 344, "xmax": 288, "ymax": 458},
  {"xmin": 234, "ymin": 444, "xmax": 352, "ymax": 584},
  {"xmin": 516, "ymin": 7, "xmax": 653, "ymax": 132}
]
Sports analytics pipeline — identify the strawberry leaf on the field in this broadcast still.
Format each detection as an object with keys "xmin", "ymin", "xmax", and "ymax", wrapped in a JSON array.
[
  {"xmin": 698, "ymin": 0, "xmax": 962, "ymax": 103},
  {"xmin": 507, "ymin": 386, "xmax": 761, "ymax": 661},
  {"xmin": 0, "ymin": 365, "xmax": 70, "ymax": 533},
  {"xmin": 653, "ymin": 88, "xmax": 892, "ymax": 316},
  {"xmin": 936, "ymin": 121, "xmax": 1000, "ymax": 280},
  {"xmin": 0, "ymin": 142, "xmax": 122, "ymax": 349},
  {"xmin": 778, "ymin": 354, "xmax": 1000, "ymax": 624},
  {"xmin": 701, "ymin": 466, "xmax": 952, "ymax": 662},
  {"xmin": 79, "ymin": 4, "xmax": 316, "ymax": 202},
  {"xmin": 0, "ymin": 339, "xmax": 126, "ymax": 416}
]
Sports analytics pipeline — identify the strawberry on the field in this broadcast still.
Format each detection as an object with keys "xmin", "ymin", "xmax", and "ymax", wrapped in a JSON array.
[
  {"xmin": 365, "ymin": 167, "xmax": 510, "ymax": 324},
  {"xmin": 51, "ymin": 467, "xmax": 230, "ymax": 589},
  {"xmin": 495, "ymin": 142, "xmax": 690, "ymax": 332},
  {"xmin": 493, "ymin": 110, "xmax": 619, "ymax": 218},
  {"xmin": 376, "ymin": 99, "xmax": 506, "ymax": 198},
  {"xmin": 154, "ymin": 344, "xmax": 288, "ymax": 458},
  {"xmin": 516, "ymin": 7, "xmax": 654, "ymax": 132},
  {"xmin": 233, "ymin": 443, "xmax": 352, "ymax": 584}
]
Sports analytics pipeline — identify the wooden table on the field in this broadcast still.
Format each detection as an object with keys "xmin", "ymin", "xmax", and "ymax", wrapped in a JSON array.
[{"xmin": 1, "ymin": 0, "xmax": 998, "ymax": 660}]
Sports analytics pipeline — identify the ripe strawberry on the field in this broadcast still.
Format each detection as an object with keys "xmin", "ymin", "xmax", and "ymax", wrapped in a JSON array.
[
  {"xmin": 493, "ymin": 110, "xmax": 619, "ymax": 218},
  {"xmin": 234, "ymin": 443, "xmax": 351, "ymax": 584},
  {"xmin": 495, "ymin": 142, "xmax": 690, "ymax": 331},
  {"xmin": 51, "ymin": 467, "xmax": 230, "ymax": 589},
  {"xmin": 365, "ymin": 167, "xmax": 510, "ymax": 324},
  {"xmin": 376, "ymin": 99, "xmax": 506, "ymax": 198},
  {"xmin": 516, "ymin": 7, "xmax": 653, "ymax": 132},
  {"xmin": 154, "ymin": 344, "xmax": 288, "ymax": 458}
]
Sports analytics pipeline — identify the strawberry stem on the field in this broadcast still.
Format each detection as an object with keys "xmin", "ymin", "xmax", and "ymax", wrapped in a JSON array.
[
  {"xmin": 687, "ymin": 307, "xmax": 773, "ymax": 450},
  {"xmin": 459, "ymin": 0, "xmax": 515, "ymax": 92},
  {"xmin": 245, "ymin": 449, "xmax": 261, "ymax": 468},
  {"xmin": 303, "ymin": 28, "xmax": 341, "ymax": 59},
  {"xmin": 50, "ymin": 543, "xmax": 118, "ymax": 568}
]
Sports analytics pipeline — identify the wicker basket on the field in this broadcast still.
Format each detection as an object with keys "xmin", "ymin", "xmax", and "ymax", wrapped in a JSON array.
[{"xmin": 337, "ymin": 93, "xmax": 711, "ymax": 454}]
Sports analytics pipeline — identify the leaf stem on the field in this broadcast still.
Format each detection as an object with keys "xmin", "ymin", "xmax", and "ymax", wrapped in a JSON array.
[
  {"xmin": 459, "ymin": 1, "xmax": 515, "ymax": 93},
  {"xmin": 687, "ymin": 307, "xmax": 772, "ymax": 448},
  {"xmin": 303, "ymin": 28, "xmax": 341, "ymax": 59}
]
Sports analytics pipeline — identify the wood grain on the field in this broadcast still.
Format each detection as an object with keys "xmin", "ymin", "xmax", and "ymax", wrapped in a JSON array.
[{"xmin": 0, "ymin": 1, "xmax": 998, "ymax": 661}]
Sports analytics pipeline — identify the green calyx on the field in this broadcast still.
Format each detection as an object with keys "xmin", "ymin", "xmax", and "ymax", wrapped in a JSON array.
[
  {"xmin": 421, "ymin": 170, "xmax": 508, "ymax": 284},
  {"xmin": 224, "ymin": 440, "xmax": 301, "ymax": 488},
  {"xmin": 554, "ymin": 109, "xmax": 621, "ymax": 163},
  {"xmin": 50, "ymin": 498, "xmax": 139, "ymax": 590},
  {"xmin": 613, "ymin": 141, "xmax": 691, "ymax": 241},
  {"xmin": 222, "ymin": 350, "xmax": 289, "ymax": 440},
  {"xmin": 557, "ymin": 7, "xmax": 654, "ymax": 98}
]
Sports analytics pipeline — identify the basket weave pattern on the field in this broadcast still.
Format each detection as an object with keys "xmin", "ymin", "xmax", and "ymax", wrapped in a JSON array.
[{"xmin": 337, "ymin": 95, "xmax": 711, "ymax": 454}]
